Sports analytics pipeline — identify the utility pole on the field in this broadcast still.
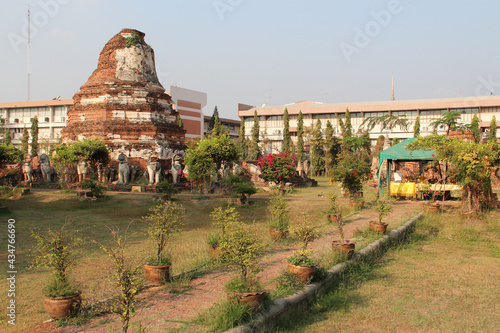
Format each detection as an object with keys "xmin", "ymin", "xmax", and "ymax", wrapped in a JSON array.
[{"xmin": 27, "ymin": 4, "xmax": 31, "ymax": 101}]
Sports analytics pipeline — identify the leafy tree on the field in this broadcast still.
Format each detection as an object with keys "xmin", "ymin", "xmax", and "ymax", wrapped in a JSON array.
[
  {"xmin": 338, "ymin": 108, "xmax": 353, "ymax": 139},
  {"xmin": 184, "ymin": 134, "xmax": 239, "ymax": 185},
  {"xmin": 296, "ymin": 111, "xmax": 305, "ymax": 162},
  {"xmin": 392, "ymin": 137, "xmax": 400, "ymax": 145},
  {"xmin": 0, "ymin": 143, "xmax": 23, "ymax": 163},
  {"xmin": 488, "ymin": 116, "xmax": 497, "ymax": 143},
  {"xmin": 69, "ymin": 139, "xmax": 110, "ymax": 169},
  {"xmin": 361, "ymin": 114, "xmax": 409, "ymax": 132},
  {"xmin": 373, "ymin": 135, "xmax": 386, "ymax": 158},
  {"xmin": 470, "ymin": 114, "xmax": 480, "ymax": 143},
  {"xmin": 282, "ymin": 108, "xmax": 292, "ymax": 153},
  {"xmin": 4, "ymin": 127, "xmax": 11, "ymax": 145},
  {"xmin": 413, "ymin": 116, "xmax": 420, "ymax": 138},
  {"xmin": 30, "ymin": 116, "xmax": 39, "ymax": 157},
  {"xmin": 324, "ymin": 120, "xmax": 340, "ymax": 175},
  {"xmin": 408, "ymin": 135, "xmax": 500, "ymax": 214},
  {"xmin": 330, "ymin": 149, "xmax": 371, "ymax": 199},
  {"xmin": 21, "ymin": 127, "xmax": 29, "ymax": 159},
  {"xmin": 236, "ymin": 117, "xmax": 248, "ymax": 160},
  {"xmin": 248, "ymin": 111, "xmax": 261, "ymax": 160},
  {"xmin": 430, "ymin": 110, "xmax": 461, "ymax": 135},
  {"xmin": 207, "ymin": 106, "xmax": 219, "ymax": 134},
  {"xmin": 311, "ymin": 119, "xmax": 324, "ymax": 176}
]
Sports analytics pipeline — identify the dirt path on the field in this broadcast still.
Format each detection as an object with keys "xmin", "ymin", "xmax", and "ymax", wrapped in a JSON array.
[{"xmin": 25, "ymin": 199, "xmax": 424, "ymax": 333}]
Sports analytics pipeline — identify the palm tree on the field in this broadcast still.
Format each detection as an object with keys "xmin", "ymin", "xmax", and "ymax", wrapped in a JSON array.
[
  {"xmin": 429, "ymin": 110, "xmax": 461, "ymax": 135},
  {"xmin": 361, "ymin": 114, "xmax": 409, "ymax": 132}
]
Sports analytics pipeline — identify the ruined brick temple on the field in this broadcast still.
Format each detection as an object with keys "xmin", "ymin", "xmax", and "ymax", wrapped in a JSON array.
[{"xmin": 61, "ymin": 28, "xmax": 185, "ymax": 162}]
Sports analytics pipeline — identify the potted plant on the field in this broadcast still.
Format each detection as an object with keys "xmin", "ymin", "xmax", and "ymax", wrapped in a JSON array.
[
  {"xmin": 326, "ymin": 193, "xmax": 341, "ymax": 224},
  {"xmin": 207, "ymin": 203, "xmax": 239, "ymax": 259},
  {"xmin": 30, "ymin": 225, "xmax": 83, "ymax": 319},
  {"xmin": 287, "ymin": 218, "xmax": 319, "ymax": 282},
  {"xmin": 330, "ymin": 150, "xmax": 371, "ymax": 206},
  {"xmin": 221, "ymin": 174, "xmax": 257, "ymax": 204},
  {"xmin": 156, "ymin": 180, "xmax": 178, "ymax": 201},
  {"xmin": 142, "ymin": 201, "xmax": 185, "ymax": 285},
  {"xmin": 268, "ymin": 192, "xmax": 290, "ymax": 241},
  {"xmin": 331, "ymin": 214, "xmax": 355, "ymax": 259},
  {"xmin": 93, "ymin": 224, "xmax": 142, "ymax": 333},
  {"xmin": 220, "ymin": 221, "xmax": 265, "ymax": 309},
  {"xmin": 369, "ymin": 199, "xmax": 392, "ymax": 233}
]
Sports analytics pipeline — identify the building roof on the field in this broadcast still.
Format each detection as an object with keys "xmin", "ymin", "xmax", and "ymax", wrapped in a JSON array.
[
  {"xmin": 203, "ymin": 115, "xmax": 240, "ymax": 125},
  {"xmin": 238, "ymin": 96, "xmax": 500, "ymax": 116},
  {"xmin": 0, "ymin": 99, "xmax": 73, "ymax": 108}
]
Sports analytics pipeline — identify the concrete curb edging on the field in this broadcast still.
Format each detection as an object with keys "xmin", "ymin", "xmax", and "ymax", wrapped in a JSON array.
[{"xmin": 224, "ymin": 212, "xmax": 424, "ymax": 333}]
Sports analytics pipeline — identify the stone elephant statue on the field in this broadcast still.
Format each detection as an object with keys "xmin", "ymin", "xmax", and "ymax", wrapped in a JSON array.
[
  {"xmin": 22, "ymin": 159, "xmax": 33, "ymax": 183},
  {"xmin": 117, "ymin": 153, "xmax": 130, "ymax": 185},
  {"xmin": 147, "ymin": 156, "xmax": 161, "ymax": 185}
]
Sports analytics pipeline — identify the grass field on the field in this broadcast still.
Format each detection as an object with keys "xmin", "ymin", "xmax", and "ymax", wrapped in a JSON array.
[
  {"xmin": 0, "ymin": 178, "xmax": 346, "ymax": 331},
  {"xmin": 272, "ymin": 208, "xmax": 500, "ymax": 333}
]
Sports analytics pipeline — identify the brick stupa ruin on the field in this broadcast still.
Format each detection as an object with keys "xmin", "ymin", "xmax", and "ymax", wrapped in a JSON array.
[{"xmin": 62, "ymin": 28, "xmax": 185, "ymax": 160}]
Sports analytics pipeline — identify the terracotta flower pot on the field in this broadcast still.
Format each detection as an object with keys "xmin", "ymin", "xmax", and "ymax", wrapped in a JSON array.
[
  {"xmin": 287, "ymin": 263, "xmax": 316, "ymax": 282},
  {"xmin": 423, "ymin": 202, "xmax": 440, "ymax": 213},
  {"xmin": 228, "ymin": 291, "xmax": 266, "ymax": 309},
  {"xmin": 269, "ymin": 228, "xmax": 288, "ymax": 241},
  {"xmin": 327, "ymin": 213, "xmax": 342, "ymax": 224},
  {"xmin": 369, "ymin": 221, "xmax": 388, "ymax": 234},
  {"xmin": 44, "ymin": 292, "xmax": 81, "ymax": 319},
  {"xmin": 144, "ymin": 265, "xmax": 170, "ymax": 285},
  {"xmin": 332, "ymin": 240, "xmax": 355, "ymax": 259}
]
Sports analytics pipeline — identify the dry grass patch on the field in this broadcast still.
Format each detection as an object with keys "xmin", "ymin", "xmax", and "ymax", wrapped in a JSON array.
[{"xmin": 273, "ymin": 210, "xmax": 500, "ymax": 333}]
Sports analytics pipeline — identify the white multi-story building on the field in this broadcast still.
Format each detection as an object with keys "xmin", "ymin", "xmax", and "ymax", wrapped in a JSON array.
[{"xmin": 238, "ymin": 96, "xmax": 500, "ymax": 154}]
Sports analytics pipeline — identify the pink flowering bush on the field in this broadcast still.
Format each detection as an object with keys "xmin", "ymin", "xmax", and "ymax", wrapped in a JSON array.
[{"xmin": 257, "ymin": 152, "xmax": 297, "ymax": 184}]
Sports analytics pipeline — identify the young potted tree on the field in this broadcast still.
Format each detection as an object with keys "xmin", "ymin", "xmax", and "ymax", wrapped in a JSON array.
[
  {"xmin": 221, "ymin": 221, "xmax": 265, "ymax": 309},
  {"xmin": 30, "ymin": 226, "xmax": 83, "ymax": 319},
  {"xmin": 331, "ymin": 215, "xmax": 355, "ymax": 259},
  {"xmin": 207, "ymin": 203, "xmax": 239, "ymax": 259},
  {"xmin": 142, "ymin": 201, "xmax": 185, "ymax": 285},
  {"xmin": 287, "ymin": 218, "xmax": 319, "ymax": 282},
  {"xmin": 369, "ymin": 199, "xmax": 393, "ymax": 233},
  {"xmin": 268, "ymin": 192, "xmax": 290, "ymax": 241},
  {"xmin": 221, "ymin": 174, "xmax": 256, "ymax": 205},
  {"xmin": 326, "ymin": 193, "xmax": 341, "ymax": 224}
]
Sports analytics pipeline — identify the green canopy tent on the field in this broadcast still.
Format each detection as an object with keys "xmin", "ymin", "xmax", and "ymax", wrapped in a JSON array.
[{"xmin": 377, "ymin": 138, "xmax": 436, "ymax": 194}]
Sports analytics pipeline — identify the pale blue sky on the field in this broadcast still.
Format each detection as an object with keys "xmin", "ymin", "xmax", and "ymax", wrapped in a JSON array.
[{"xmin": 1, "ymin": 0, "xmax": 499, "ymax": 119}]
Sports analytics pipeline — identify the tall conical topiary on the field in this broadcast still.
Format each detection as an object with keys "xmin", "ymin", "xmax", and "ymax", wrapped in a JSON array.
[
  {"xmin": 296, "ymin": 111, "xmax": 305, "ymax": 162},
  {"xmin": 470, "ymin": 114, "xmax": 480, "ymax": 143},
  {"xmin": 249, "ymin": 111, "xmax": 261, "ymax": 160},
  {"xmin": 21, "ymin": 127, "xmax": 29, "ymax": 159},
  {"xmin": 413, "ymin": 116, "xmax": 420, "ymax": 138},
  {"xmin": 237, "ymin": 117, "xmax": 248, "ymax": 160},
  {"xmin": 30, "ymin": 116, "xmax": 39, "ymax": 157},
  {"xmin": 488, "ymin": 115, "xmax": 497, "ymax": 143},
  {"xmin": 282, "ymin": 108, "xmax": 292, "ymax": 153}
]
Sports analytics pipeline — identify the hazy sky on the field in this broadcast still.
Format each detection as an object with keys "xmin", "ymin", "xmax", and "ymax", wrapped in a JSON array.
[{"xmin": 1, "ymin": 0, "xmax": 499, "ymax": 119}]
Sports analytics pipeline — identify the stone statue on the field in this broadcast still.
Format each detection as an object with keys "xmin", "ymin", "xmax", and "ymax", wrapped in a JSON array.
[
  {"xmin": 97, "ymin": 163, "xmax": 105, "ymax": 183},
  {"xmin": 171, "ymin": 154, "xmax": 183, "ymax": 184},
  {"xmin": 303, "ymin": 160, "xmax": 310, "ymax": 178},
  {"xmin": 107, "ymin": 167, "xmax": 116, "ymax": 183},
  {"xmin": 130, "ymin": 165, "xmax": 138, "ymax": 182},
  {"xmin": 22, "ymin": 159, "xmax": 33, "ymax": 183},
  {"xmin": 117, "ymin": 153, "xmax": 130, "ymax": 184},
  {"xmin": 219, "ymin": 161, "xmax": 229, "ymax": 179},
  {"xmin": 77, "ymin": 160, "xmax": 88, "ymax": 182},
  {"xmin": 297, "ymin": 160, "xmax": 304, "ymax": 177},
  {"xmin": 232, "ymin": 163, "xmax": 242, "ymax": 175},
  {"xmin": 147, "ymin": 155, "xmax": 161, "ymax": 185},
  {"xmin": 39, "ymin": 154, "xmax": 53, "ymax": 182}
]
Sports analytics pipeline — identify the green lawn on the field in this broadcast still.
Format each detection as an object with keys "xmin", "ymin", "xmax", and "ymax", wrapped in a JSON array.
[{"xmin": 272, "ymin": 209, "xmax": 500, "ymax": 333}]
